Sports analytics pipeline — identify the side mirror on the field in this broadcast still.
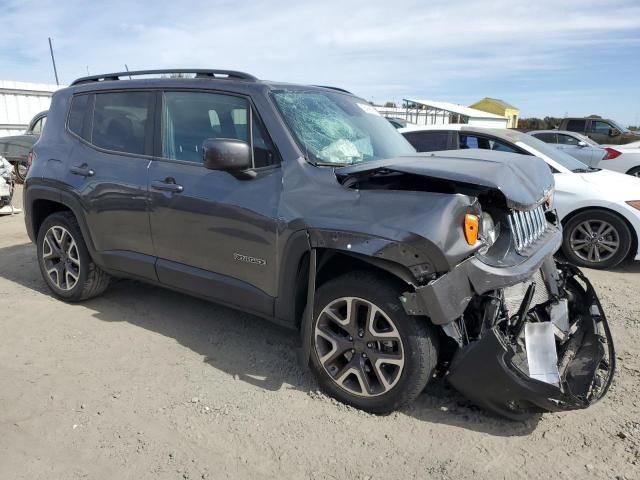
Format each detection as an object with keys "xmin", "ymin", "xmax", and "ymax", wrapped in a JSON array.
[
  {"xmin": 577, "ymin": 141, "xmax": 587, "ymax": 147},
  {"xmin": 609, "ymin": 128, "xmax": 621, "ymax": 137},
  {"xmin": 202, "ymin": 138, "xmax": 251, "ymax": 172}
]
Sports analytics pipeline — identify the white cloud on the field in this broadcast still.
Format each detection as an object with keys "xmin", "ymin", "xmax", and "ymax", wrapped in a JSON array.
[{"xmin": 1, "ymin": 0, "xmax": 639, "ymax": 122}]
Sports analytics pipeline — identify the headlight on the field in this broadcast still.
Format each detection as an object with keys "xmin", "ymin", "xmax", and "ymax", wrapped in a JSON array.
[{"xmin": 480, "ymin": 212, "xmax": 499, "ymax": 248}]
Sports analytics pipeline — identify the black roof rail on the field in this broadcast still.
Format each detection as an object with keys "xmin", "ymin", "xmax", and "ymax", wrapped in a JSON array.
[
  {"xmin": 71, "ymin": 69, "xmax": 258, "ymax": 86},
  {"xmin": 313, "ymin": 85, "xmax": 353, "ymax": 94}
]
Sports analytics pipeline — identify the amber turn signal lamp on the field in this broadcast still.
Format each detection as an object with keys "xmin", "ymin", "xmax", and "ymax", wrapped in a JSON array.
[{"xmin": 464, "ymin": 214, "xmax": 479, "ymax": 245}]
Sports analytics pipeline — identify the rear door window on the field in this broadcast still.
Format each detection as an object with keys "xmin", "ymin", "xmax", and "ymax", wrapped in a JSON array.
[
  {"xmin": 403, "ymin": 131, "xmax": 450, "ymax": 152},
  {"xmin": 91, "ymin": 92, "xmax": 153, "ymax": 155},
  {"xmin": 566, "ymin": 119, "xmax": 586, "ymax": 132}
]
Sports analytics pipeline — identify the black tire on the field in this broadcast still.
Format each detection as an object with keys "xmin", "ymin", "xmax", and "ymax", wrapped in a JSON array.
[
  {"xmin": 309, "ymin": 271, "xmax": 438, "ymax": 414},
  {"xmin": 14, "ymin": 162, "xmax": 28, "ymax": 184},
  {"xmin": 562, "ymin": 209, "xmax": 632, "ymax": 269},
  {"xmin": 36, "ymin": 211, "xmax": 111, "ymax": 301},
  {"xmin": 627, "ymin": 166, "xmax": 640, "ymax": 178}
]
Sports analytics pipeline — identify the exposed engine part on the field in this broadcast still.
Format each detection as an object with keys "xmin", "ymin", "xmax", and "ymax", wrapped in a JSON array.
[
  {"xmin": 502, "ymin": 269, "xmax": 550, "ymax": 315},
  {"xmin": 445, "ymin": 262, "xmax": 615, "ymax": 420}
]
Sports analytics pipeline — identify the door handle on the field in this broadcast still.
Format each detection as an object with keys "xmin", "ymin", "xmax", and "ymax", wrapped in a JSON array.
[
  {"xmin": 151, "ymin": 178, "xmax": 184, "ymax": 193},
  {"xmin": 70, "ymin": 164, "xmax": 95, "ymax": 177}
]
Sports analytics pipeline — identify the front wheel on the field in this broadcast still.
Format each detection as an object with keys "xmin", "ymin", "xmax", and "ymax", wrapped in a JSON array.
[
  {"xmin": 562, "ymin": 210, "xmax": 632, "ymax": 269},
  {"xmin": 309, "ymin": 271, "xmax": 438, "ymax": 414}
]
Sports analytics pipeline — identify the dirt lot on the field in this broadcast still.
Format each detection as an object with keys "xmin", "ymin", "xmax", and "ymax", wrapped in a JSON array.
[{"xmin": 1, "ymin": 185, "xmax": 639, "ymax": 480}]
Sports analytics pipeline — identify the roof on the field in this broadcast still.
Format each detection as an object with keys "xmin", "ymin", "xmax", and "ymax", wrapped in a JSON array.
[
  {"xmin": 403, "ymin": 99, "xmax": 507, "ymax": 120},
  {"xmin": 474, "ymin": 97, "xmax": 519, "ymax": 110}
]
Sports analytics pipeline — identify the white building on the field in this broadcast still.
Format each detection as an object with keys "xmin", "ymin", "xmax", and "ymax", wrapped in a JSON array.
[
  {"xmin": 376, "ymin": 99, "xmax": 509, "ymax": 129},
  {"xmin": 0, "ymin": 80, "xmax": 63, "ymax": 136}
]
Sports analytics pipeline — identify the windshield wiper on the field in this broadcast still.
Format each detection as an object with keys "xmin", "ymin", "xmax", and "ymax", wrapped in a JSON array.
[{"xmin": 572, "ymin": 167, "xmax": 598, "ymax": 173}]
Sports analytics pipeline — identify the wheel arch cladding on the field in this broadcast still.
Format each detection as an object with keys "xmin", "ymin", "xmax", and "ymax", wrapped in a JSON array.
[
  {"xmin": 31, "ymin": 199, "xmax": 72, "ymax": 239},
  {"xmin": 28, "ymin": 187, "xmax": 99, "ymax": 257},
  {"xmin": 308, "ymin": 229, "xmax": 438, "ymax": 280}
]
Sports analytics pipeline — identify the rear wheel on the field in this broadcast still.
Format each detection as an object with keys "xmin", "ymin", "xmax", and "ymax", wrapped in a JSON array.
[
  {"xmin": 37, "ymin": 212, "xmax": 111, "ymax": 301},
  {"xmin": 309, "ymin": 271, "xmax": 438, "ymax": 414},
  {"xmin": 627, "ymin": 166, "xmax": 640, "ymax": 178},
  {"xmin": 562, "ymin": 210, "xmax": 632, "ymax": 269}
]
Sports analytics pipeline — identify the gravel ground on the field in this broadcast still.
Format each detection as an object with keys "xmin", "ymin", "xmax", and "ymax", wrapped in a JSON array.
[{"xmin": 1, "ymin": 185, "xmax": 639, "ymax": 480}]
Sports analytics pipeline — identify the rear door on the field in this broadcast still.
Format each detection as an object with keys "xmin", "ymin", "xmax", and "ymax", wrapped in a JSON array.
[
  {"xmin": 61, "ymin": 90, "xmax": 156, "ymax": 279},
  {"xmin": 147, "ymin": 89, "xmax": 282, "ymax": 317}
]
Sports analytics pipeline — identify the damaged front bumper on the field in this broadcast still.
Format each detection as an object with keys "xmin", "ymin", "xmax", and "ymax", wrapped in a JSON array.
[{"xmin": 408, "ymin": 251, "xmax": 615, "ymax": 419}]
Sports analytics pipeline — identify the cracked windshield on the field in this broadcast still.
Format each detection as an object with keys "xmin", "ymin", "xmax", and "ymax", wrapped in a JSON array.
[{"xmin": 273, "ymin": 90, "xmax": 415, "ymax": 165}]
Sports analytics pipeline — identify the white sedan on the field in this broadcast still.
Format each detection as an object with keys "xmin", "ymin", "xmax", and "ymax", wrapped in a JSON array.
[
  {"xmin": 600, "ymin": 143, "xmax": 640, "ymax": 178},
  {"xmin": 400, "ymin": 124, "xmax": 640, "ymax": 269}
]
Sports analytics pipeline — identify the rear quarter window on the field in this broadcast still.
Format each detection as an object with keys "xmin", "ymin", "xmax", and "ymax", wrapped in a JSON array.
[{"xmin": 68, "ymin": 94, "xmax": 90, "ymax": 140}]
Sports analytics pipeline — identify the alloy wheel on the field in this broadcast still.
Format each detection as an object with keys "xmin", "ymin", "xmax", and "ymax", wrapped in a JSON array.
[
  {"xmin": 314, "ymin": 297, "xmax": 404, "ymax": 397},
  {"xmin": 569, "ymin": 219, "xmax": 620, "ymax": 264},
  {"xmin": 42, "ymin": 226, "xmax": 81, "ymax": 291}
]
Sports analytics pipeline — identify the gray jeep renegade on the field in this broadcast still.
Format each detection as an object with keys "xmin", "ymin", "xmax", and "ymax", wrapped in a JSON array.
[{"xmin": 23, "ymin": 69, "xmax": 614, "ymax": 419}]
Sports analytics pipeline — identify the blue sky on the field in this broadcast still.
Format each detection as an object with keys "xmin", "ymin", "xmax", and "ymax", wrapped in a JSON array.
[{"xmin": 1, "ymin": 0, "xmax": 639, "ymax": 125}]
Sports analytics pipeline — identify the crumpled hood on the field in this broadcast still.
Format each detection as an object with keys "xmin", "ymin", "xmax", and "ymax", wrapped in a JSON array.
[{"xmin": 335, "ymin": 150, "xmax": 554, "ymax": 209}]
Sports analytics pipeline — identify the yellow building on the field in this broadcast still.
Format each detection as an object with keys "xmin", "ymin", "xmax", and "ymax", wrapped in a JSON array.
[{"xmin": 469, "ymin": 98, "xmax": 520, "ymax": 128}]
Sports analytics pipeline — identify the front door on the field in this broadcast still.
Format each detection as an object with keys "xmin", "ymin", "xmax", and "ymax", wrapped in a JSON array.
[
  {"xmin": 588, "ymin": 120, "xmax": 614, "ymax": 144},
  {"xmin": 148, "ymin": 90, "xmax": 282, "ymax": 317}
]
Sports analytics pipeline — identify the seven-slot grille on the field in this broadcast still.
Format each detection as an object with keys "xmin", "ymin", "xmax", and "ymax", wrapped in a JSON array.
[{"xmin": 508, "ymin": 205, "xmax": 548, "ymax": 253}]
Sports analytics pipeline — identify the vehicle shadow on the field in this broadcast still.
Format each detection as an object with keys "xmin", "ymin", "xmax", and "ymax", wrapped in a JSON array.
[{"xmin": 0, "ymin": 241, "xmax": 538, "ymax": 436}]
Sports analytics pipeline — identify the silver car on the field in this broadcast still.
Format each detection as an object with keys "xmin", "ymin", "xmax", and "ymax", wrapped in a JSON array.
[{"xmin": 529, "ymin": 130, "xmax": 607, "ymax": 167}]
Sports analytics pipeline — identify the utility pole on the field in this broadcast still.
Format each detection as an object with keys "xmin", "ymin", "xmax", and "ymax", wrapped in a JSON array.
[{"xmin": 48, "ymin": 37, "xmax": 59, "ymax": 85}]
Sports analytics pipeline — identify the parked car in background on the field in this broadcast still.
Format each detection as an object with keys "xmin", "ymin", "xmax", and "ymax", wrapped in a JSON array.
[
  {"xmin": 529, "ymin": 130, "xmax": 607, "ymax": 167},
  {"xmin": 22, "ymin": 69, "xmax": 615, "ymax": 419},
  {"xmin": 599, "ymin": 144, "xmax": 640, "ymax": 178},
  {"xmin": 401, "ymin": 125, "xmax": 640, "ymax": 269},
  {"xmin": 558, "ymin": 117, "xmax": 640, "ymax": 145},
  {"xmin": 0, "ymin": 111, "xmax": 47, "ymax": 183}
]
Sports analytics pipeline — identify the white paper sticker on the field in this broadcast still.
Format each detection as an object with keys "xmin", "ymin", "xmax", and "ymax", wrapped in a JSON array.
[{"xmin": 356, "ymin": 103, "xmax": 381, "ymax": 116}]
